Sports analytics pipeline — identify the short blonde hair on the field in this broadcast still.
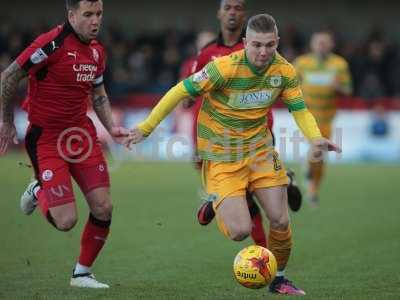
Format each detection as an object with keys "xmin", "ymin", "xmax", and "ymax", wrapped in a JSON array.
[{"xmin": 246, "ymin": 14, "xmax": 277, "ymax": 35}]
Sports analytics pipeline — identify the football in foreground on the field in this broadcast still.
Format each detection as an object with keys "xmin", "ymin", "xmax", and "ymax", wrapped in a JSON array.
[{"xmin": 233, "ymin": 245, "xmax": 277, "ymax": 289}]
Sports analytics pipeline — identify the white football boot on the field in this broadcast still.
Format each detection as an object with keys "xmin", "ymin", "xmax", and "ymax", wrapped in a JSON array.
[
  {"xmin": 20, "ymin": 180, "xmax": 39, "ymax": 215},
  {"xmin": 70, "ymin": 273, "xmax": 110, "ymax": 288}
]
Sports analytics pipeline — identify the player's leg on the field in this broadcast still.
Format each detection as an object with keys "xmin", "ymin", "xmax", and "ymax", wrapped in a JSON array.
[
  {"xmin": 198, "ymin": 188, "xmax": 268, "ymax": 247},
  {"xmin": 214, "ymin": 195, "xmax": 252, "ymax": 241},
  {"xmin": 241, "ymin": 144, "xmax": 299, "ymax": 246},
  {"xmin": 197, "ymin": 165, "xmax": 268, "ymax": 248},
  {"xmin": 249, "ymin": 149, "xmax": 305, "ymax": 295},
  {"xmin": 196, "ymin": 160, "xmax": 218, "ymax": 225},
  {"xmin": 28, "ymin": 170, "xmax": 78, "ymax": 231},
  {"xmin": 35, "ymin": 172, "xmax": 77, "ymax": 231},
  {"xmin": 270, "ymin": 127, "xmax": 302, "ymax": 212},
  {"xmin": 286, "ymin": 169, "xmax": 302, "ymax": 212},
  {"xmin": 307, "ymin": 122, "xmax": 331, "ymax": 206},
  {"xmin": 254, "ymin": 186, "xmax": 291, "ymax": 270},
  {"xmin": 69, "ymin": 122, "xmax": 111, "ymax": 288},
  {"xmin": 203, "ymin": 160, "xmax": 252, "ymax": 240},
  {"xmin": 76, "ymin": 187, "xmax": 112, "ymax": 273},
  {"xmin": 246, "ymin": 191, "xmax": 267, "ymax": 247},
  {"xmin": 48, "ymin": 203, "xmax": 78, "ymax": 231},
  {"xmin": 23, "ymin": 125, "xmax": 78, "ymax": 230},
  {"xmin": 307, "ymin": 160, "xmax": 325, "ymax": 205},
  {"xmin": 254, "ymin": 186, "xmax": 305, "ymax": 296},
  {"xmin": 68, "ymin": 186, "xmax": 111, "ymax": 288},
  {"xmin": 20, "ymin": 173, "xmax": 78, "ymax": 231}
]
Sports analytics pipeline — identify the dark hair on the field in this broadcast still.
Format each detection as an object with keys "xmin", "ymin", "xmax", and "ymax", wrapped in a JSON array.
[
  {"xmin": 66, "ymin": 0, "xmax": 99, "ymax": 10},
  {"xmin": 246, "ymin": 14, "xmax": 277, "ymax": 34},
  {"xmin": 219, "ymin": 0, "xmax": 246, "ymax": 9}
]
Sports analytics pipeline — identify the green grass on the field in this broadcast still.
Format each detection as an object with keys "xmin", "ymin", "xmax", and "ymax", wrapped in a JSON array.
[{"xmin": 1, "ymin": 153, "xmax": 400, "ymax": 299}]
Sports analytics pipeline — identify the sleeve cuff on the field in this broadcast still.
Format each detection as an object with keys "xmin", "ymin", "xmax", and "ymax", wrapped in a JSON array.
[{"xmin": 183, "ymin": 79, "xmax": 200, "ymax": 97}]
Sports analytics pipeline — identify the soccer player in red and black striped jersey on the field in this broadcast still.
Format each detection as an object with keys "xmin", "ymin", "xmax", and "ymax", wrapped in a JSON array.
[
  {"xmin": 0, "ymin": 0, "xmax": 131, "ymax": 288},
  {"xmin": 184, "ymin": 0, "xmax": 303, "ymax": 249}
]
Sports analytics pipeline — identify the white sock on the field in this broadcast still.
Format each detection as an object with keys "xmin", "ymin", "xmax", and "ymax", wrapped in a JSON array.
[
  {"xmin": 74, "ymin": 263, "xmax": 91, "ymax": 275},
  {"xmin": 276, "ymin": 270, "xmax": 285, "ymax": 277}
]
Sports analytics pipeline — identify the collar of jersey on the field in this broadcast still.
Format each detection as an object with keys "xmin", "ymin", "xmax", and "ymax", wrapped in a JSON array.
[
  {"xmin": 216, "ymin": 30, "xmax": 245, "ymax": 47},
  {"xmin": 244, "ymin": 51, "xmax": 276, "ymax": 76}
]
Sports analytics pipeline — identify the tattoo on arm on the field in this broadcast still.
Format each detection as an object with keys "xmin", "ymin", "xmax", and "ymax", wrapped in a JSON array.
[
  {"xmin": 92, "ymin": 94, "xmax": 114, "ymax": 131},
  {"xmin": 0, "ymin": 61, "xmax": 27, "ymax": 123},
  {"xmin": 93, "ymin": 95, "xmax": 108, "ymax": 108}
]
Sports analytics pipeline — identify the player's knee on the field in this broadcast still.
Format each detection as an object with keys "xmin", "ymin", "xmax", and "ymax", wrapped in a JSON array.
[
  {"xmin": 228, "ymin": 224, "xmax": 252, "ymax": 241},
  {"xmin": 91, "ymin": 201, "xmax": 113, "ymax": 220},
  {"xmin": 54, "ymin": 215, "xmax": 77, "ymax": 232},
  {"xmin": 270, "ymin": 217, "xmax": 289, "ymax": 231}
]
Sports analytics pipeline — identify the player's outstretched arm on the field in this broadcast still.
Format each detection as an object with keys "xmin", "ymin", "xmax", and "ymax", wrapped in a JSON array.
[
  {"xmin": 291, "ymin": 109, "xmax": 342, "ymax": 156},
  {"xmin": 130, "ymin": 81, "xmax": 192, "ymax": 144},
  {"xmin": 92, "ymin": 84, "xmax": 132, "ymax": 148},
  {"xmin": 0, "ymin": 61, "xmax": 27, "ymax": 155}
]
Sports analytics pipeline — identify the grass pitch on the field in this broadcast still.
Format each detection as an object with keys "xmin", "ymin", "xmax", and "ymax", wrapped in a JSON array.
[{"xmin": 0, "ymin": 153, "xmax": 399, "ymax": 299}]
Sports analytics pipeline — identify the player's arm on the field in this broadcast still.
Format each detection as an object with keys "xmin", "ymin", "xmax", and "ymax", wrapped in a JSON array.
[
  {"xmin": 131, "ymin": 81, "xmax": 193, "ymax": 142},
  {"xmin": 92, "ymin": 84, "xmax": 131, "ymax": 148},
  {"xmin": 181, "ymin": 54, "xmax": 204, "ymax": 109},
  {"xmin": 334, "ymin": 60, "xmax": 352, "ymax": 96},
  {"xmin": 131, "ymin": 60, "xmax": 224, "ymax": 143},
  {"xmin": 282, "ymin": 66, "xmax": 341, "ymax": 153},
  {"xmin": 291, "ymin": 105, "xmax": 341, "ymax": 153},
  {"xmin": 92, "ymin": 84, "xmax": 114, "ymax": 132},
  {"xmin": 0, "ymin": 61, "xmax": 28, "ymax": 154}
]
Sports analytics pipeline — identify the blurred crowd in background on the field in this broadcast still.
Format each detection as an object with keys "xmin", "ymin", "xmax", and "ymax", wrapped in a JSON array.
[{"xmin": 1, "ymin": 20, "xmax": 399, "ymax": 103}]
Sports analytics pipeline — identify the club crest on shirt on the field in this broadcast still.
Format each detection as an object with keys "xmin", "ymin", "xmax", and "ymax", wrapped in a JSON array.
[
  {"xmin": 42, "ymin": 169, "xmax": 54, "ymax": 182},
  {"xmin": 192, "ymin": 68, "xmax": 209, "ymax": 83},
  {"xmin": 270, "ymin": 76, "xmax": 282, "ymax": 87},
  {"xmin": 92, "ymin": 48, "xmax": 99, "ymax": 63},
  {"xmin": 30, "ymin": 48, "xmax": 48, "ymax": 64}
]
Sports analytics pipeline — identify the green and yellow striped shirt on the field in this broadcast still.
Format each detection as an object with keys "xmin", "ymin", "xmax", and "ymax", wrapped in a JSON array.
[{"xmin": 183, "ymin": 49, "xmax": 306, "ymax": 161}]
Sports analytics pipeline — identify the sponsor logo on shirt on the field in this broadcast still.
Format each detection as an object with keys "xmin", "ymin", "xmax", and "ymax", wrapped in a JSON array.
[
  {"xmin": 304, "ymin": 71, "xmax": 335, "ymax": 86},
  {"xmin": 230, "ymin": 90, "xmax": 273, "ymax": 109},
  {"xmin": 73, "ymin": 64, "xmax": 98, "ymax": 82},
  {"xmin": 30, "ymin": 48, "xmax": 48, "ymax": 64}
]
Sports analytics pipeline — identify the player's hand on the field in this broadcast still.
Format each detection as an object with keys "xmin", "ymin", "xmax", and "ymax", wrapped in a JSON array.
[
  {"xmin": 0, "ymin": 122, "xmax": 19, "ymax": 155},
  {"xmin": 331, "ymin": 78, "xmax": 349, "ymax": 96},
  {"xmin": 182, "ymin": 98, "xmax": 196, "ymax": 109},
  {"xmin": 313, "ymin": 137, "xmax": 342, "ymax": 153},
  {"xmin": 309, "ymin": 137, "xmax": 341, "ymax": 162},
  {"xmin": 129, "ymin": 127, "xmax": 146, "ymax": 145},
  {"xmin": 110, "ymin": 126, "xmax": 133, "ymax": 149}
]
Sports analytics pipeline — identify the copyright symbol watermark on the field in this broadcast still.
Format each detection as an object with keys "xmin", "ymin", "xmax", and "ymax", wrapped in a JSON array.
[{"xmin": 57, "ymin": 127, "xmax": 93, "ymax": 163}]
